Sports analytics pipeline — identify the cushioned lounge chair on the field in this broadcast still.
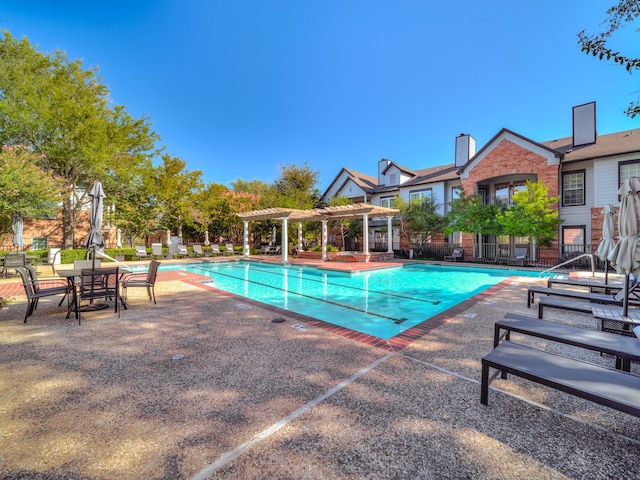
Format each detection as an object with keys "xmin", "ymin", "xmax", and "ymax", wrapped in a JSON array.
[
  {"xmin": 224, "ymin": 243, "xmax": 236, "ymax": 256},
  {"xmin": 211, "ymin": 244, "xmax": 222, "ymax": 256},
  {"xmin": 444, "ymin": 247, "xmax": 463, "ymax": 262},
  {"xmin": 192, "ymin": 244, "xmax": 206, "ymax": 257},
  {"xmin": 151, "ymin": 243, "xmax": 165, "ymax": 259},
  {"xmin": 177, "ymin": 245, "xmax": 190, "ymax": 258},
  {"xmin": 135, "ymin": 246, "xmax": 148, "ymax": 260}
]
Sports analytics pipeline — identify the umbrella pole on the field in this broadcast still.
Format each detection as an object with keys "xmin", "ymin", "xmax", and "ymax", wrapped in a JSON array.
[
  {"xmin": 623, "ymin": 273, "xmax": 630, "ymax": 317},
  {"xmin": 605, "ymin": 260, "xmax": 609, "ymax": 284}
]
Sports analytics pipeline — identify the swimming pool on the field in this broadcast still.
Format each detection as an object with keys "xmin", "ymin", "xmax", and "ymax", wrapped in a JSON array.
[{"xmin": 160, "ymin": 261, "xmax": 544, "ymax": 340}]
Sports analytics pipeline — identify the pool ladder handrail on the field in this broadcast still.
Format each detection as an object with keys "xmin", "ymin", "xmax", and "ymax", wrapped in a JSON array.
[{"xmin": 538, "ymin": 253, "xmax": 596, "ymax": 278}]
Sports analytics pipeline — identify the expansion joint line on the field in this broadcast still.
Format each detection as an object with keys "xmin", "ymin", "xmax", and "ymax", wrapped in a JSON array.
[{"xmin": 190, "ymin": 352, "xmax": 396, "ymax": 480}]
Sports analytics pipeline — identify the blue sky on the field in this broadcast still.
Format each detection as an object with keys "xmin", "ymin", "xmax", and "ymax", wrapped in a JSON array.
[{"xmin": 1, "ymin": 1, "xmax": 638, "ymax": 192}]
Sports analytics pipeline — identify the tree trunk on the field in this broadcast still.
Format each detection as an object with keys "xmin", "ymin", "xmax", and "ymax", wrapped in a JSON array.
[{"xmin": 61, "ymin": 197, "xmax": 80, "ymax": 249}]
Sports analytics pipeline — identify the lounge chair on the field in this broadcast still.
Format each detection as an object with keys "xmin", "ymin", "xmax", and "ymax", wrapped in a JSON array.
[
  {"xmin": 151, "ymin": 243, "xmax": 165, "ymax": 259},
  {"xmin": 635, "ymin": 326, "xmax": 640, "ymax": 339},
  {"xmin": 15, "ymin": 266, "xmax": 70, "ymax": 323},
  {"xmin": 135, "ymin": 245, "xmax": 149, "ymax": 260},
  {"xmin": 444, "ymin": 247, "xmax": 464, "ymax": 262},
  {"xmin": 528, "ymin": 281, "xmax": 640, "ymax": 309},
  {"xmin": 121, "ymin": 260, "xmax": 160, "ymax": 306},
  {"xmin": 192, "ymin": 244, "xmax": 206, "ymax": 257},
  {"xmin": 224, "ymin": 243, "xmax": 236, "ymax": 256},
  {"xmin": 176, "ymin": 245, "xmax": 189, "ymax": 258},
  {"xmin": 211, "ymin": 244, "xmax": 222, "ymax": 256},
  {"xmin": 508, "ymin": 247, "xmax": 528, "ymax": 266}
]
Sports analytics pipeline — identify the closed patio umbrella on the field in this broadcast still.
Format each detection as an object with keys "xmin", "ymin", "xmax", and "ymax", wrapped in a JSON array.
[
  {"xmin": 595, "ymin": 204, "xmax": 616, "ymax": 284},
  {"xmin": 608, "ymin": 178, "xmax": 640, "ymax": 316},
  {"xmin": 85, "ymin": 182, "xmax": 106, "ymax": 269},
  {"xmin": 12, "ymin": 212, "xmax": 24, "ymax": 250},
  {"xmin": 116, "ymin": 228, "xmax": 122, "ymax": 249},
  {"xmin": 204, "ymin": 231, "xmax": 210, "ymax": 246}
]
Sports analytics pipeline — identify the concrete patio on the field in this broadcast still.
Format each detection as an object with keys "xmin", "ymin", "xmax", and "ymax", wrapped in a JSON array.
[{"xmin": 0, "ymin": 258, "xmax": 638, "ymax": 479}]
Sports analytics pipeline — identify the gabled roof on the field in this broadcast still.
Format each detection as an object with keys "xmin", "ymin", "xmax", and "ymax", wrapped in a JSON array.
[
  {"xmin": 402, "ymin": 164, "xmax": 459, "ymax": 187},
  {"xmin": 457, "ymin": 128, "xmax": 561, "ymax": 175},
  {"xmin": 381, "ymin": 161, "xmax": 417, "ymax": 177},
  {"xmin": 323, "ymin": 167, "xmax": 378, "ymax": 198},
  {"xmin": 542, "ymin": 129, "xmax": 640, "ymax": 162}
]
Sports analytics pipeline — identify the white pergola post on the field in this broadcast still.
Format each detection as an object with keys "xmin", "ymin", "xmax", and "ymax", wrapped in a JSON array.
[
  {"xmin": 281, "ymin": 217, "xmax": 288, "ymax": 263},
  {"xmin": 297, "ymin": 222, "xmax": 303, "ymax": 252},
  {"xmin": 243, "ymin": 221, "xmax": 249, "ymax": 258},
  {"xmin": 387, "ymin": 216, "xmax": 394, "ymax": 253},
  {"xmin": 362, "ymin": 213, "xmax": 369, "ymax": 255},
  {"xmin": 321, "ymin": 220, "xmax": 328, "ymax": 261}
]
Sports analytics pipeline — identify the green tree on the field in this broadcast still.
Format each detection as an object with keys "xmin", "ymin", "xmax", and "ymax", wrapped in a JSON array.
[
  {"xmin": 328, "ymin": 194, "xmax": 354, "ymax": 249},
  {"xmin": 0, "ymin": 30, "xmax": 159, "ymax": 248},
  {"xmin": 152, "ymin": 155, "xmax": 204, "ymax": 239},
  {"xmin": 269, "ymin": 162, "xmax": 321, "ymax": 209},
  {"xmin": 445, "ymin": 192, "xmax": 503, "ymax": 239},
  {"xmin": 398, "ymin": 195, "xmax": 445, "ymax": 247},
  {"xmin": 0, "ymin": 145, "xmax": 63, "ymax": 235},
  {"xmin": 497, "ymin": 180, "xmax": 561, "ymax": 247},
  {"xmin": 578, "ymin": 1, "xmax": 640, "ymax": 117}
]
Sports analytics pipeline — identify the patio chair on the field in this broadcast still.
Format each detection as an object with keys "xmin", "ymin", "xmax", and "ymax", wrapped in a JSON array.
[
  {"xmin": 72, "ymin": 267, "xmax": 120, "ymax": 324},
  {"xmin": 121, "ymin": 260, "xmax": 160, "ymax": 306},
  {"xmin": 176, "ymin": 245, "xmax": 190, "ymax": 258},
  {"xmin": 74, "ymin": 259, "xmax": 101, "ymax": 270},
  {"xmin": 211, "ymin": 244, "xmax": 222, "ymax": 256},
  {"xmin": 224, "ymin": 243, "xmax": 236, "ymax": 256},
  {"xmin": 444, "ymin": 247, "xmax": 464, "ymax": 262},
  {"xmin": 135, "ymin": 245, "xmax": 149, "ymax": 260},
  {"xmin": 151, "ymin": 243, "xmax": 165, "ymax": 259},
  {"xmin": 635, "ymin": 325, "xmax": 640, "ymax": 339},
  {"xmin": 36, "ymin": 248, "xmax": 61, "ymax": 274},
  {"xmin": 509, "ymin": 247, "xmax": 529, "ymax": 266},
  {"xmin": 15, "ymin": 266, "xmax": 70, "ymax": 323},
  {"xmin": 2, "ymin": 252, "xmax": 26, "ymax": 277}
]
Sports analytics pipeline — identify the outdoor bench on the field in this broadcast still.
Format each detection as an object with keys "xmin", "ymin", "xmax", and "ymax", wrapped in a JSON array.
[
  {"xmin": 494, "ymin": 313, "xmax": 640, "ymax": 371},
  {"xmin": 480, "ymin": 341, "xmax": 640, "ymax": 417},
  {"xmin": 526, "ymin": 285, "xmax": 634, "ymax": 308}
]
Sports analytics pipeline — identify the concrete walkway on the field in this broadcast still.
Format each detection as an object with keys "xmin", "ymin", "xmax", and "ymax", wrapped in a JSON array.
[{"xmin": 0, "ymin": 259, "xmax": 638, "ymax": 479}]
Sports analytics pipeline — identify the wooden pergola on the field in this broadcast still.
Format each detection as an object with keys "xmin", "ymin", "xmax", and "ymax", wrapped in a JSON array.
[{"xmin": 236, "ymin": 203, "xmax": 400, "ymax": 262}]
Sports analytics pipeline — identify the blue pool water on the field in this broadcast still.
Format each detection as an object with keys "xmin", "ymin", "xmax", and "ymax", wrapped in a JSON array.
[{"xmin": 158, "ymin": 261, "xmax": 545, "ymax": 339}]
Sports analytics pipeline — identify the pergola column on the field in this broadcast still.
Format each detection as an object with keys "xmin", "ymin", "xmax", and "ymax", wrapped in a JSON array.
[
  {"xmin": 281, "ymin": 217, "xmax": 288, "ymax": 263},
  {"xmin": 243, "ymin": 221, "xmax": 249, "ymax": 258},
  {"xmin": 387, "ymin": 216, "xmax": 394, "ymax": 253},
  {"xmin": 321, "ymin": 220, "xmax": 328, "ymax": 261},
  {"xmin": 362, "ymin": 213, "xmax": 369, "ymax": 254},
  {"xmin": 297, "ymin": 222, "xmax": 303, "ymax": 252}
]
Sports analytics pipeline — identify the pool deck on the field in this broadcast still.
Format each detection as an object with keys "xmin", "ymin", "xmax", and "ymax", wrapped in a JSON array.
[{"xmin": 0, "ymin": 256, "xmax": 639, "ymax": 479}]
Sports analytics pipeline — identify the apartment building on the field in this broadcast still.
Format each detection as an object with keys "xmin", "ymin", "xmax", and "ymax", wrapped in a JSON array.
[{"xmin": 320, "ymin": 102, "xmax": 640, "ymax": 262}]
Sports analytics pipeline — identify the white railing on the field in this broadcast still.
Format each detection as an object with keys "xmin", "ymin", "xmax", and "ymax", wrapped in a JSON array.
[{"xmin": 538, "ymin": 253, "xmax": 596, "ymax": 278}]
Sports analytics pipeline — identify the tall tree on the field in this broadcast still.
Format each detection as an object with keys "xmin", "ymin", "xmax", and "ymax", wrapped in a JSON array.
[
  {"xmin": 269, "ymin": 162, "xmax": 321, "ymax": 209},
  {"xmin": 396, "ymin": 195, "xmax": 445, "ymax": 249},
  {"xmin": 578, "ymin": 1, "xmax": 640, "ymax": 117},
  {"xmin": 445, "ymin": 192, "xmax": 503, "ymax": 240},
  {"xmin": 0, "ymin": 145, "xmax": 64, "ymax": 236},
  {"xmin": 497, "ymin": 180, "xmax": 561, "ymax": 247},
  {"xmin": 152, "ymin": 154, "xmax": 204, "ymax": 239},
  {"xmin": 0, "ymin": 30, "xmax": 159, "ymax": 247}
]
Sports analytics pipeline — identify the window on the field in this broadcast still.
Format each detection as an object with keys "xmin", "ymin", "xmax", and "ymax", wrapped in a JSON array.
[
  {"xmin": 32, "ymin": 237, "xmax": 48, "ymax": 250},
  {"xmin": 619, "ymin": 160, "xmax": 640, "ymax": 186},
  {"xmin": 389, "ymin": 173, "xmax": 397, "ymax": 184},
  {"xmin": 562, "ymin": 170, "xmax": 585, "ymax": 206},
  {"xmin": 495, "ymin": 183, "xmax": 510, "ymax": 204},
  {"xmin": 562, "ymin": 225, "xmax": 586, "ymax": 258},
  {"xmin": 409, "ymin": 189, "xmax": 432, "ymax": 204},
  {"xmin": 380, "ymin": 196, "xmax": 396, "ymax": 208},
  {"xmin": 451, "ymin": 186, "xmax": 461, "ymax": 200}
]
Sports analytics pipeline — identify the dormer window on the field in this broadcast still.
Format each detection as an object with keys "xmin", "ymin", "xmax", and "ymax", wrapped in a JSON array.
[{"xmin": 389, "ymin": 173, "xmax": 397, "ymax": 185}]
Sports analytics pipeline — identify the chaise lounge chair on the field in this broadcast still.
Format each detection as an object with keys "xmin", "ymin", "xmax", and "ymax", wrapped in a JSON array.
[
  {"xmin": 211, "ymin": 244, "xmax": 222, "ymax": 256},
  {"xmin": 192, "ymin": 244, "xmax": 206, "ymax": 257},
  {"xmin": 508, "ymin": 247, "xmax": 529, "ymax": 266},
  {"xmin": 176, "ymin": 245, "xmax": 190, "ymax": 258},
  {"xmin": 444, "ymin": 247, "xmax": 464, "ymax": 262},
  {"xmin": 135, "ymin": 246, "xmax": 149, "ymax": 260},
  {"xmin": 151, "ymin": 243, "xmax": 165, "ymax": 259}
]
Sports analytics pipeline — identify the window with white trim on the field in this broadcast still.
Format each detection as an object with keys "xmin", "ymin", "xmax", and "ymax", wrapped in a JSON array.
[
  {"xmin": 409, "ymin": 189, "xmax": 432, "ymax": 204},
  {"xmin": 380, "ymin": 196, "xmax": 396, "ymax": 208},
  {"xmin": 562, "ymin": 170, "xmax": 585, "ymax": 206},
  {"xmin": 620, "ymin": 160, "xmax": 640, "ymax": 186}
]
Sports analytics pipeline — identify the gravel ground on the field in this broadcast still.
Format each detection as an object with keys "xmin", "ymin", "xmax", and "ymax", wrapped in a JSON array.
[{"xmin": 0, "ymin": 260, "xmax": 638, "ymax": 479}]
